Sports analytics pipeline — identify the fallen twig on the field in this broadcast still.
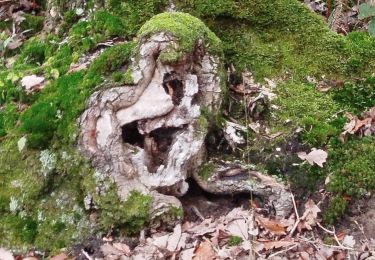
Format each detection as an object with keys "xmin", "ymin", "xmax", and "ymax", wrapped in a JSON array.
[
  {"xmin": 289, "ymin": 192, "xmax": 300, "ymax": 235},
  {"xmin": 267, "ymin": 244, "xmax": 299, "ymax": 259},
  {"xmin": 191, "ymin": 206, "xmax": 205, "ymax": 221},
  {"xmin": 317, "ymin": 222, "xmax": 347, "ymax": 249}
]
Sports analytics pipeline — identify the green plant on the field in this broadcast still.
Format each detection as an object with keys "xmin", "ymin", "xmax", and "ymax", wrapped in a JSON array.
[{"xmin": 228, "ymin": 236, "xmax": 243, "ymax": 246}]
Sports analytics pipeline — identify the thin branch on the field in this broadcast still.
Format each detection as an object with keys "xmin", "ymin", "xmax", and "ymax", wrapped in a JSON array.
[
  {"xmin": 289, "ymin": 192, "xmax": 300, "ymax": 236},
  {"xmin": 267, "ymin": 244, "xmax": 299, "ymax": 259},
  {"xmin": 317, "ymin": 223, "xmax": 346, "ymax": 249}
]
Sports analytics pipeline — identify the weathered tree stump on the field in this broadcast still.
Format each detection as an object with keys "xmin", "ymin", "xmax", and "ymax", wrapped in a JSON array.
[{"xmin": 78, "ymin": 12, "xmax": 292, "ymax": 225}]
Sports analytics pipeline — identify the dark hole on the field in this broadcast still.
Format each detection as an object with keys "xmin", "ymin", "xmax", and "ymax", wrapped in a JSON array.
[
  {"xmin": 180, "ymin": 178, "xmax": 253, "ymax": 222},
  {"xmin": 121, "ymin": 121, "xmax": 144, "ymax": 148},
  {"xmin": 163, "ymin": 71, "xmax": 184, "ymax": 106}
]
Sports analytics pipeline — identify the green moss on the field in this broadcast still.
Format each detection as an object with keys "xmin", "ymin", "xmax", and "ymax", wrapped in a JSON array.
[
  {"xmin": 84, "ymin": 42, "xmax": 135, "ymax": 88},
  {"xmin": 138, "ymin": 12, "xmax": 222, "ymax": 55},
  {"xmin": 122, "ymin": 69, "xmax": 134, "ymax": 85},
  {"xmin": 20, "ymin": 102, "xmax": 58, "ymax": 149},
  {"xmin": 274, "ymin": 82, "xmax": 340, "ymax": 146},
  {"xmin": 323, "ymin": 196, "xmax": 348, "ymax": 224},
  {"xmin": 69, "ymin": 10, "xmax": 130, "ymax": 53},
  {"xmin": 15, "ymin": 36, "xmax": 60, "ymax": 68},
  {"xmin": 332, "ymin": 77, "xmax": 375, "ymax": 114},
  {"xmin": 327, "ymin": 137, "xmax": 375, "ymax": 197},
  {"xmin": 105, "ymin": 0, "xmax": 168, "ymax": 35},
  {"xmin": 60, "ymin": 10, "xmax": 80, "ymax": 34},
  {"xmin": 176, "ymin": 0, "xmax": 375, "ymax": 80},
  {"xmin": 228, "ymin": 236, "xmax": 243, "ymax": 246},
  {"xmin": 44, "ymin": 44, "xmax": 73, "ymax": 75},
  {"xmin": 20, "ymin": 14, "xmax": 44, "ymax": 35},
  {"xmin": 98, "ymin": 187, "xmax": 153, "ymax": 234},
  {"xmin": 159, "ymin": 49, "xmax": 183, "ymax": 63},
  {"xmin": 92, "ymin": 10, "xmax": 127, "ymax": 37}
]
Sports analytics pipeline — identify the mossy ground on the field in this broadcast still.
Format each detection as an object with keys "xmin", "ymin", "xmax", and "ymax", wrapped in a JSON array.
[
  {"xmin": 175, "ymin": 0, "xmax": 375, "ymax": 223},
  {"xmin": 1, "ymin": 0, "xmax": 375, "ymax": 251}
]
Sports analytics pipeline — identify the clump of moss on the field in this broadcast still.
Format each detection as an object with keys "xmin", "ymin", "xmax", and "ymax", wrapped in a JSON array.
[
  {"xmin": 20, "ymin": 101, "xmax": 58, "ymax": 149},
  {"xmin": 92, "ymin": 10, "xmax": 127, "ymax": 37},
  {"xmin": 69, "ymin": 10, "xmax": 128, "ymax": 52},
  {"xmin": 327, "ymin": 137, "xmax": 375, "ymax": 197},
  {"xmin": 83, "ymin": 42, "xmax": 135, "ymax": 88},
  {"xmin": 98, "ymin": 188, "xmax": 153, "ymax": 234},
  {"xmin": 274, "ymin": 82, "xmax": 340, "ymax": 146},
  {"xmin": 20, "ymin": 14, "xmax": 44, "ymax": 35},
  {"xmin": 323, "ymin": 196, "xmax": 348, "ymax": 225},
  {"xmin": 138, "ymin": 12, "xmax": 222, "ymax": 55},
  {"xmin": 228, "ymin": 236, "xmax": 243, "ymax": 246},
  {"xmin": 332, "ymin": 76, "xmax": 375, "ymax": 114},
  {"xmin": 105, "ymin": 0, "xmax": 168, "ymax": 35}
]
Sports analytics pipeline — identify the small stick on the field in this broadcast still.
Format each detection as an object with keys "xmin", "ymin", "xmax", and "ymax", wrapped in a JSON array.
[
  {"xmin": 267, "ymin": 244, "xmax": 299, "ymax": 259},
  {"xmin": 353, "ymin": 220, "xmax": 369, "ymax": 242},
  {"xmin": 81, "ymin": 249, "xmax": 93, "ymax": 260},
  {"xmin": 289, "ymin": 192, "xmax": 300, "ymax": 235},
  {"xmin": 191, "ymin": 206, "xmax": 205, "ymax": 221},
  {"xmin": 317, "ymin": 223, "xmax": 346, "ymax": 248}
]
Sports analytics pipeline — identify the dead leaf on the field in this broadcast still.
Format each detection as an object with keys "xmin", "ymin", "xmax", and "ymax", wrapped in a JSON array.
[
  {"xmin": 186, "ymin": 218, "xmax": 217, "ymax": 237},
  {"xmin": 21, "ymin": 75, "xmax": 45, "ymax": 93},
  {"xmin": 0, "ymin": 248, "xmax": 14, "ymax": 260},
  {"xmin": 180, "ymin": 248, "xmax": 195, "ymax": 260},
  {"xmin": 101, "ymin": 243, "xmax": 124, "ymax": 257},
  {"xmin": 167, "ymin": 224, "xmax": 182, "ymax": 251},
  {"xmin": 300, "ymin": 199, "xmax": 321, "ymax": 230},
  {"xmin": 193, "ymin": 240, "xmax": 216, "ymax": 260},
  {"xmin": 297, "ymin": 149, "xmax": 328, "ymax": 167},
  {"xmin": 255, "ymin": 216, "xmax": 287, "ymax": 235},
  {"xmin": 113, "ymin": 243, "xmax": 131, "ymax": 256},
  {"xmin": 226, "ymin": 218, "xmax": 248, "ymax": 240},
  {"xmin": 257, "ymin": 239, "xmax": 296, "ymax": 251},
  {"xmin": 342, "ymin": 235, "xmax": 356, "ymax": 248}
]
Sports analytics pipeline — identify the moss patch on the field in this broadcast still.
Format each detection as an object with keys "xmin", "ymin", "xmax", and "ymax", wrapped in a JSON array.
[{"xmin": 138, "ymin": 12, "xmax": 222, "ymax": 55}]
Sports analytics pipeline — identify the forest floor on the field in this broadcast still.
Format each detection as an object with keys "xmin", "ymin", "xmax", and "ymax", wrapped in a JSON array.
[{"xmin": 1, "ymin": 0, "xmax": 375, "ymax": 259}]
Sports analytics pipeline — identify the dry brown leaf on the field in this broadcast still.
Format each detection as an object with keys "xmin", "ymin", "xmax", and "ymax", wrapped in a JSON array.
[
  {"xmin": 113, "ymin": 243, "xmax": 131, "ymax": 256},
  {"xmin": 297, "ymin": 149, "xmax": 328, "ymax": 168},
  {"xmin": 193, "ymin": 240, "xmax": 216, "ymax": 260},
  {"xmin": 300, "ymin": 199, "xmax": 321, "ymax": 230},
  {"xmin": 257, "ymin": 239, "xmax": 296, "ymax": 251},
  {"xmin": 186, "ymin": 218, "xmax": 217, "ymax": 237},
  {"xmin": 255, "ymin": 216, "xmax": 287, "ymax": 235}
]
